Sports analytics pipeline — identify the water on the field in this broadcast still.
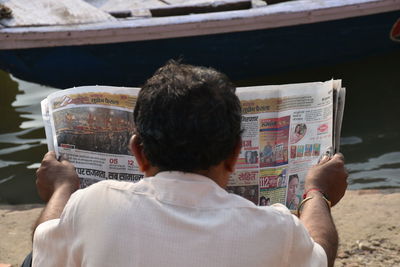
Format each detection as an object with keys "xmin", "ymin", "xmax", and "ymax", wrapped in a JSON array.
[
  {"xmin": 0, "ymin": 73, "xmax": 59, "ymax": 203},
  {"xmin": 0, "ymin": 51, "xmax": 399, "ymax": 204}
]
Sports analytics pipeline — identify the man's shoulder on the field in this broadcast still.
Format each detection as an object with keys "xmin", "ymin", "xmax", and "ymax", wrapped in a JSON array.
[
  {"xmin": 84, "ymin": 179, "xmax": 142, "ymax": 191},
  {"xmin": 245, "ymin": 203, "xmax": 294, "ymax": 221},
  {"xmin": 226, "ymin": 194, "xmax": 295, "ymax": 222},
  {"xmin": 72, "ymin": 179, "xmax": 145, "ymax": 202}
]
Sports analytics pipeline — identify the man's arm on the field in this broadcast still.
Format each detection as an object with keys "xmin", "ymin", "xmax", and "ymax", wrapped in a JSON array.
[
  {"xmin": 33, "ymin": 152, "xmax": 79, "ymax": 234},
  {"xmin": 299, "ymin": 154, "xmax": 348, "ymax": 267}
]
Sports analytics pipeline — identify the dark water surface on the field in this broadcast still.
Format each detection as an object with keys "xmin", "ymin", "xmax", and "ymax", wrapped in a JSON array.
[{"xmin": 1, "ymin": 51, "xmax": 399, "ymax": 204}]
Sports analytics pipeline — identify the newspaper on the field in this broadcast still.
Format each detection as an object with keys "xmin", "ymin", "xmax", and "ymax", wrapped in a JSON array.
[
  {"xmin": 41, "ymin": 80, "xmax": 345, "ymax": 210},
  {"xmin": 41, "ymin": 86, "xmax": 143, "ymax": 188},
  {"xmin": 229, "ymin": 80, "xmax": 344, "ymax": 210}
]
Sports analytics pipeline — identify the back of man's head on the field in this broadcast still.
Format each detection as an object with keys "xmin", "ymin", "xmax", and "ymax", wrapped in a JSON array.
[{"xmin": 134, "ymin": 60, "xmax": 242, "ymax": 172}]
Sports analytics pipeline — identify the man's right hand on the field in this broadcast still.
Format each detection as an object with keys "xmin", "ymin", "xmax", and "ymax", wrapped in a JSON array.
[
  {"xmin": 36, "ymin": 151, "xmax": 79, "ymax": 202},
  {"xmin": 300, "ymin": 153, "xmax": 348, "ymax": 267},
  {"xmin": 304, "ymin": 153, "xmax": 348, "ymax": 207}
]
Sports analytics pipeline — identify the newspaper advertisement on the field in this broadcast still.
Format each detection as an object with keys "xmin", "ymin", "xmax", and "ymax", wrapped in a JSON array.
[
  {"xmin": 227, "ymin": 80, "xmax": 343, "ymax": 211},
  {"xmin": 42, "ymin": 81, "xmax": 344, "ymax": 210},
  {"xmin": 41, "ymin": 86, "xmax": 143, "ymax": 188}
]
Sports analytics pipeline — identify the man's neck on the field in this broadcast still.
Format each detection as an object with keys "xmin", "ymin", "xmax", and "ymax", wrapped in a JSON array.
[
  {"xmin": 194, "ymin": 165, "xmax": 229, "ymax": 188},
  {"xmin": 144, "ymin": 163, "xmax": 230, "ymax": 189}
]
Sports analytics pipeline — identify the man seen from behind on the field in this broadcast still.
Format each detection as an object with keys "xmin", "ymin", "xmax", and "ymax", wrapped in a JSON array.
[{"xmin": 33, "ymin": 61, "xmax": 348, "ymax": 267}]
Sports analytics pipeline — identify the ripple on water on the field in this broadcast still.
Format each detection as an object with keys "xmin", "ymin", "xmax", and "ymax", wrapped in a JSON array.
[
  {"xmin": 0, "ymin": 159, "xmax": 27, "ymax": 168},
  {"xmin": 346, "ymin": 152, "xmax": 400, "ymax": 189},
  {"xmin": 340, "ymin": 136, "xmax": 363, "ymax": 146},
  {"xmin": 346, "ymin": 152, "xmax": 400, "ymax": 172},
  {"xmin": 0, "ymin": 128, "xmax": 43, "ymax": 144}
]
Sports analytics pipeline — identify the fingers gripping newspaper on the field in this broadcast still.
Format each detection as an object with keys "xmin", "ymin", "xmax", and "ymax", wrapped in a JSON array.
[{"xmin": 41, "ymin": 81, "xmax": 345, "ymax": 210}]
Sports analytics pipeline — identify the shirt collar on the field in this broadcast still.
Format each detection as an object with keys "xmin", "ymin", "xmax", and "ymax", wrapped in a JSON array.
[{"xmin": 138, "ymin": 171, "xmax": 253, "ymax": 209}]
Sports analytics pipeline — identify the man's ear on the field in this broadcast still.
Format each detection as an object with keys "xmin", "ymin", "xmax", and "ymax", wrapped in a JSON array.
[
  {"xmin": 129, "ymin": 135, "xmax": 150, "ymax": 172},
  {"xmin": 224, "ymin": 139, "xmax": 242, "ymax": 173}
]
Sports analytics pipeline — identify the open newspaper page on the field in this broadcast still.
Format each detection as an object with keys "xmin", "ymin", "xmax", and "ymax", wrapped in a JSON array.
[
  {"xmin": 41, "ymin": 81, "xmax": 344, "ymax": 207},
  {"xmin": 43, "ymin": 86, "xmax": 143, "ymax": 188},
  {"xmin": 229, "ymin": 80, "xmax": 339, "ymax": 211}
]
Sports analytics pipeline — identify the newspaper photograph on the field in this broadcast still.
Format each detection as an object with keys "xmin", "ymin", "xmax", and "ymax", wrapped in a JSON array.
[{"xmin": 42, "ymin": 86, "xmax": 143, "ymax": 188}]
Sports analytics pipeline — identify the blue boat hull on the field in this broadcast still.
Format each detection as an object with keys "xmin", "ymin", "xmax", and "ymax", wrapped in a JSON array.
[{"xmin": 0, "ymin": 10, "xmax": 399, "ymax": 88}]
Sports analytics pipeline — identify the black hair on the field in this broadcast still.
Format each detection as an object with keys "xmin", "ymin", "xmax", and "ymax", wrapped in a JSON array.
[
  {"xmin": 134, "ymin": 60, "xmax": 242, "ymax": 172},
  {"xmin": 289, "ymin": 174, "xmax": 299, "ymax": 182}
]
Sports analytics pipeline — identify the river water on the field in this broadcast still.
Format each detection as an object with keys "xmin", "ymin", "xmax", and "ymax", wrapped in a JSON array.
[{"xmin": 1, "ymin": 51, "xmax": 399, "ymax": 204}]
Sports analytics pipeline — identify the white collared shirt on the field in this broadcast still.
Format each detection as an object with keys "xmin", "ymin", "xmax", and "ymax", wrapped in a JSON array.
[{"xmin": 33, "ymin": 172, "xmax": 327, "ymax": 267}]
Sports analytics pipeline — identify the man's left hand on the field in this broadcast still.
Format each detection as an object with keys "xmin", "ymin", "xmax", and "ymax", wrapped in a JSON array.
[{"xmin": 36, "ymin": 151, "xmax": 79, "ymax": 202}]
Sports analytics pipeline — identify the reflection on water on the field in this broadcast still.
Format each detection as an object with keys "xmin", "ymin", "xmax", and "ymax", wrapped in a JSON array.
[
  {"xmin": 0, "ymin": 71, "xmax": 59, "ymax": 203},
  {"xmin": 0, "ymin": 51, "xmax": 399, "ymax": 203},
  {"xmin": 346, "ymin": 152, "xmax": 400, "ymax": 189}
]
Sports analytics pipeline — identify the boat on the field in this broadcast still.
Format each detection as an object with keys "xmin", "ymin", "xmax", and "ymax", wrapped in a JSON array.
[{"xmin": 0, "ymin": 0, "xmax": 399, "ymax": 88}]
